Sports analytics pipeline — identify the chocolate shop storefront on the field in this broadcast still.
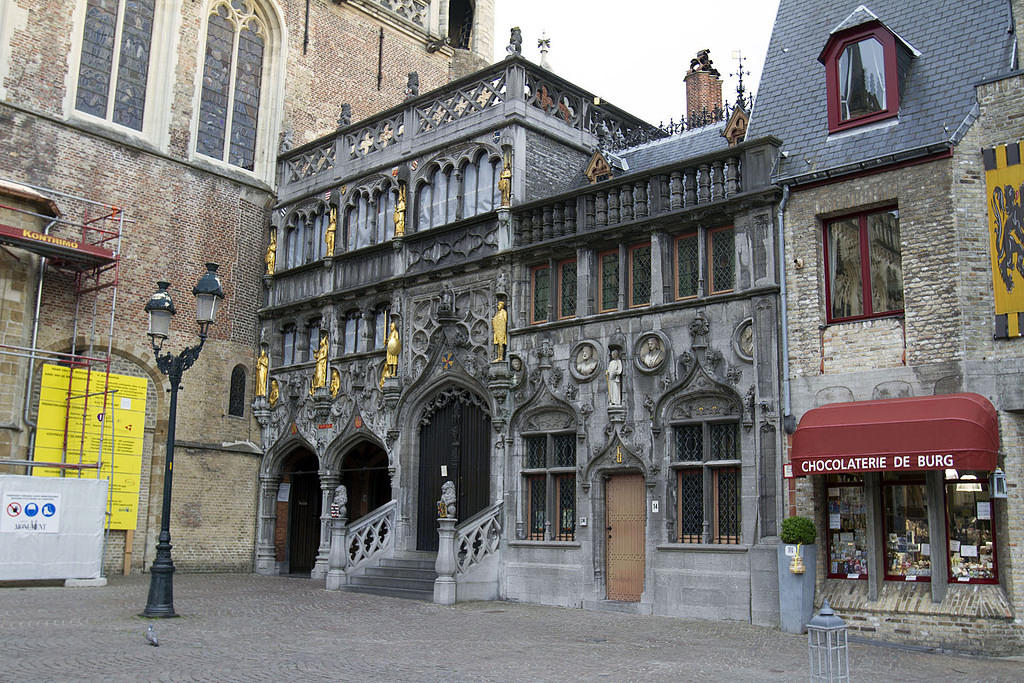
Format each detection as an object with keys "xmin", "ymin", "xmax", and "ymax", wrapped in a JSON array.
[{"xmin": 787, "ymin": 393, "xmax": 1021, "ymax": 654}]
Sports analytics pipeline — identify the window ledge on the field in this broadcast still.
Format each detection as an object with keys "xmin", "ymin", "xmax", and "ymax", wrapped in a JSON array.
[
  {"xmin": 507, "ymin": 540, "xmax": 582, "ymax": 549},
  {"xmin": 657, "ymin": 543, "xmax": 749, "ymax": 553}
]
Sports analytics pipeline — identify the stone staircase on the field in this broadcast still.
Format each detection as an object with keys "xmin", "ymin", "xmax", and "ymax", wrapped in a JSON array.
[{"xmin": 346, "ymin": 552, "xmax": 436, "ymax": 601}]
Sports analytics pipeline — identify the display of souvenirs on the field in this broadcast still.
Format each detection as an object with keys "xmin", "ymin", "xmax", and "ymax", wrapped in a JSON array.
[
  {"xmin": 947, "ymin": 483, "xmax": 996, "ymax": 581},
  {"xmin": 828, "ymin": 486, "xmax": 868, "ymax": 578},
  {"xmin": 884, "ymin": 484, "xmax": 931, "ymax": 579}
]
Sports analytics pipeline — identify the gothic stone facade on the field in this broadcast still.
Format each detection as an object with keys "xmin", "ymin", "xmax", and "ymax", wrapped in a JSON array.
[{"xmin": 257, "ymin": 56, "xmax": 785, "ymax": 623}]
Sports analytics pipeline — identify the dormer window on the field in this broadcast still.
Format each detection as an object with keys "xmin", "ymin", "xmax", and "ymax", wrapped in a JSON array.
[{"xmin": 820, "ymin": 15, "xmax": 915, "ymax": 134}]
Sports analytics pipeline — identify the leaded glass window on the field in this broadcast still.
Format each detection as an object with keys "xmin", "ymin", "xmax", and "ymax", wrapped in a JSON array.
[
  {"xmin": 709, "ymin": 227, "xmax": 734, "ymax": 293},
  {"xmin": 599, "ymin": 250, "xmax": 619, "ymax": 312},
  {"xmin": 76, "ymin": 0, "xmax": 156, "ymax": 131},
  {"xmin": 676, "ymin": 233, "xmax": 699, "ymax": 299},
  {"xmin": 523, "ymin": 431, "xmax": 576, "ymax": 541},
  {"xmin": 196, "ymin": 0, "xmax": 266, "ymax": 171},
  {"xmin": 558, "ymin": 259, "xmax": 577, "ymax": 319},
  {"xmin": 228, "ymin": 364, "xmax": 246, "ymax": 417},
  {"xmin": 531, "ymin": 265, "xmax": 550, "ymax": 323},
  {"xmin": 673, "ymin": 421, "xmax": 741, "ymax": 544},
  {"xmin": 629, "ymin": 243, "xmax": 651, "ymax": 307}
]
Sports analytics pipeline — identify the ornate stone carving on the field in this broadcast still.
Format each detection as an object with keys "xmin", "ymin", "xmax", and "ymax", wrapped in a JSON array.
[{"xmin": 438, "ymin": 481, "xmax": 456, "ymax": 518}]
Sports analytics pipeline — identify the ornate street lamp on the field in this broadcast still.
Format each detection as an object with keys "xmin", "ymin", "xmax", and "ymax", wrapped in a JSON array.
[{"xmin": 142, "ymin": 263, "xmax": 224, "ymax": 618}]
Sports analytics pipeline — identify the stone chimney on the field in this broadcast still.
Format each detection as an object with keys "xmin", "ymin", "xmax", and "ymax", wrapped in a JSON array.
[{"xmin": 684, "ymin": 49, "xmax": 723, "ymax": 125}]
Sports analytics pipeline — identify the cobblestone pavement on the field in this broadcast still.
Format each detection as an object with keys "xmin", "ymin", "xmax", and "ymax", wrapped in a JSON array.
[{"xmin": 1, "ymin": 574, "xmax": 1021, "ymax": 682}]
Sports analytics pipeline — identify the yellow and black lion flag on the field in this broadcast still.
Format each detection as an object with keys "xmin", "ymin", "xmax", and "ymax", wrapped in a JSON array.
[{"xmin": 984, "ymin": 141, "xmax": 1024, "ymax": 338}]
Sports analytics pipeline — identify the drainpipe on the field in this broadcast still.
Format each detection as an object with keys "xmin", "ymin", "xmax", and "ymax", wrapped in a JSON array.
[
  {"xmin": 776, "ymin": 184, "xmax": 795, "ymax": 434},
  {"xmin": 23, "ymin": 220, "xmax": 56, "ymax": 457}
]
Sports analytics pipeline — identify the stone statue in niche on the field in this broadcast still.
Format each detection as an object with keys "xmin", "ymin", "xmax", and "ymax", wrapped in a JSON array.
[
  {"xmin": 268, "ymin": 379, "xmax": 279, "ymax": 407},
  {"xmin": 330, "ymin": 368, "xmax": 341, "ymax": 398},
  {"xmin": 380, "ymin": 322, "xmax": 401, "ymax": 387},
  {"xmin": 406, "ymin": 72, "xmax": 419, "ymax": 99},
  {"xmin": 492, "ymin": 300, "xmax": 508, "ymax": 362},
  {"xmin": 499, "ymin": 150, "xmax": 512, "ymax": 207},
  {"xmin": 575, "ymin": 344, "xmax": 598, "ymax": 377},
  {"xmin": 394, "ymin": 184, "xmax": 406, "ymax": 237},
  {"xmin": 264, "ymin": 229, "xmax": 276, "ymax": 276},
  {"xmin": 639, "ymin": 336, "xmax": 665, "ymax": 369},
  {"xmin": 336, "ymin": 103, "xmax": 351, "ymax": 129},
  {"xmin": 325, "ymin": 206, "xmax": 337, "ymax": 257},
  {"xmin": 255, "ymin": 346, "xmax": 269, "ymax": 398},
  {"xmin": 309, "ymin": 333, "xmax": 329, "ymax": 395},
  {"xmin": 606, "ymin": 349, "xmax": 623, "ymax": 406}
]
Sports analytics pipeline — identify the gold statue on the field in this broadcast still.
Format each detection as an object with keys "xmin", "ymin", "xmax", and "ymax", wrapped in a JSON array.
[
  {"xmin": 325, "ymin": 206, "xmax": 337, "ymax": 257},
  {"xmin": 492, "ymin": 300, "xmax": 508, "ymax": 362},
  {"xmin": 330, "ymin": 368, "xmax": 341, "ymax": 398},
  {"xmin": 265, "ymin": 229, "xmax": 277, "ymax": 276},
  {"xmin": 380, "ymin": 321, "xmax": 401, "ymax": 387},
  {"xmin": 310, "ymin": 333, "xmax": 329, "ymax": 395},
  {"xmin": 499, "ymin": 150, "xmax": 512, "ymax": 207},
  {"xmin": 268, "ymin": 379, "xmax": 279, "ymax": 407},
  {"xmin": 393, "ymin": 184, "xmax": 406, "ymax": 237},
  {"xmin": 255, "ymin": 346, "xmax": 269, "ymax": 398}
]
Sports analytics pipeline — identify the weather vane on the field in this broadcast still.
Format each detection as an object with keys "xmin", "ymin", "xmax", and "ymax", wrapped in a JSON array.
[{"xmin": 730, "ymin": 50, "xmax": 751, "ymax": 109}]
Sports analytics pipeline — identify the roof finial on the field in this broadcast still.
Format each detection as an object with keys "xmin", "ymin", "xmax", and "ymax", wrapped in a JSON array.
[
  {"xmin": 538, "ymin": 31, "xmax": 552, "ymax": 70},
  {"xmin": 730, "ymin": 50, "xmax": 751, "ymax": 110}
]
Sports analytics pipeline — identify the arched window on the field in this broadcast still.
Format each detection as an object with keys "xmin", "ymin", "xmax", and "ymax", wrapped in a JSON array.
[
  {"xmin": 228, "ymin": 364, "xmax": 246, "ymax": 417},
  {"xmin": 342, "ymin": 310, "xmax": 361, "ymax": 354},
  {"xmin": 476, "ymin": 153, "xmax": 495, "ymax": 215},
  {"xmin": 416, "ymin": 181, "xmax": 432, "ymax": 231},
  {"xmin": 284, "ymin": 218, "xmax": 303, "ymax": 269},
  {"xmin": 195, "ymin": 0, "xmax": 271, "ymax": 171},
  {"xmin": 373, "ymin": 307, "xmax": 389, "ymax": 350},
  {"xmin": 461, "ymin": 159, "xmax": 477, "ymax": 218}
]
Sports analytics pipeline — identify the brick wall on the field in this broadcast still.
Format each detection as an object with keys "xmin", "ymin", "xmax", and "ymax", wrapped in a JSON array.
[{"xmin": 685, "ymin": 70, "xmax": 723, "ymax": 121}]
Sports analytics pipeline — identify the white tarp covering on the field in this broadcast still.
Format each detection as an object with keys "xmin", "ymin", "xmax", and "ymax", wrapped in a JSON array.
[{"xmin": 0, "ymin": 474, "xmax": 107, "ymax": 580}]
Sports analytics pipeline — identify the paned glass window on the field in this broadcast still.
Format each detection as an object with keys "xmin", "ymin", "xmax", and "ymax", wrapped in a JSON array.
[
  {"xmin": 825, "ymin": 208, "xmax": 902, "ymax": 321},
  {"xmin": 883, "ymin": 480, "xmax": 930, "ymax": 580},
  {"xmin": 373, "ymin": 308, "xmax": 389, "ymax": 350},
  {"xmin": 947, "ymin": 476, "xmax": 997, "ymax": 583},
  {"xmin": 343, "ymin": 311, "xmax": 361, "ymax": 354},
  {"xmin": 306, "ymin": 320, "xmax": 320, "ymax": 362},
  {"xmin": 196, "ymin": 0, "xmax": 266, "ymax": 170},
  {"xmin": 599, "ymin": 250, "xmax": 619, "ymax": 312},
  {"xmin": 672, "ymin": 421, "xmax": 741, "ymax": 544},
  {"xmin": 227, "ymin": 364, "xmax": 246, "ymax": 417},
  {"xmin": 558, "ymin": 259, "xmax": 577, "ymax": 319},
  {"xmin": 839, "ymin": 38, "xmax": 886, "ymax": 122},
  {"xmin": 531, "ymin": 265, "xmax": 550, "ymax": 324},
  {"xmin": 709, "ymin": 226, "xmax": 734, "ymax": 294},
  {"xmin": 827, "ymin": 483, "xmax": 869, "ymax": 579},
  {"xmin": 523, "ymin": 433, "xmax": 576, "ymax": 541},
  {"xmin": 76, "ymin": 0, "xmax": 156, "ymax": 131},
  {"xmin": 281, "ymin": 324, "xmax": 296, "ymax": 365},
  {"xmin": 675, "ymin": 232, "xmax": 699, "ymax": 299},
  {"xmin": 629, "ymin": 243, "xmax": 651, "ymax": 307}
]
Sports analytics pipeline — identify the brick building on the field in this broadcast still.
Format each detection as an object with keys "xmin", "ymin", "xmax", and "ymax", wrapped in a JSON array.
[
  {"xmin": 749, "ymin": 0, "xmax": 1024, "ymax": 654},
  {"xmin": 0, "ymin": 0, "xmax": 493, "ymax": 575}
]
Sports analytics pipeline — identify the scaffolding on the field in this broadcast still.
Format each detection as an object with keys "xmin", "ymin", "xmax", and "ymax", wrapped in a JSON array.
[{"xmin": 0, "ymin": 178, "xmax": 124, "ymax": 476}]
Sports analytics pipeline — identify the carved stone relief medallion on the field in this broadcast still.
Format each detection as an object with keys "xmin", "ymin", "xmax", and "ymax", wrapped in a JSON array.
[
  {"xmin": 634, "ymin": 332, "xmax": 668, "ymax": 374},
  {"xmin": 734, "ymin": 318, "xmax": 754, "ymax": 363},
  {"xmin": 569, "ymin": 341, "xmax": 600, "ymax": 382}
]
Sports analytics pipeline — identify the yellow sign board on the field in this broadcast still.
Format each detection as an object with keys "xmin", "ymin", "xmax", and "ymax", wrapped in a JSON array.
[
  {"xmin": 984, "ymin": 141, "xmax": 1024, "ymax": 337},
  {"xmin": 33, "ymin": 364, "xmax": 148, "ymax": 529}
]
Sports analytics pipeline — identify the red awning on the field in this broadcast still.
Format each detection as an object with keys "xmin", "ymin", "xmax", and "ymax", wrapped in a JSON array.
[{"xmin": 790, "ymin": 393, "xmax": 999, "ymax": 477}]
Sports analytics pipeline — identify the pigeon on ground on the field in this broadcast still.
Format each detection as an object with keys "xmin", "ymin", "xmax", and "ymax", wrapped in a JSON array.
[{"xmin": 146, "ymin": 623, "xmax": 159, "ymax": 647}]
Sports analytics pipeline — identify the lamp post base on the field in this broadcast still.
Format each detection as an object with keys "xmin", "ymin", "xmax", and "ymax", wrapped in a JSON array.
[{"xmin": 141, "ymin": 563, "xmax": 178, "ymax": 618}]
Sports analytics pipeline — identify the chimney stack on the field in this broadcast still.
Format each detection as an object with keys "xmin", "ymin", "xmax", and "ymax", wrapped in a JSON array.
[{"xmin": 684, "ymin": 49, "xmax": 723, "ymax": 126}]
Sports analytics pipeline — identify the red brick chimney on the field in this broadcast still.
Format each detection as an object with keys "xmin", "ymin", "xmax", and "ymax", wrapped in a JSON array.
[{"xmin": 684, "ymin": 49, "xmax": 723, "ymax": 126}]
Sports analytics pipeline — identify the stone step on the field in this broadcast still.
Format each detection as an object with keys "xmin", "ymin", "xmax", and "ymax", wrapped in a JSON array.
[
  {"xmin": 364, "ymin": 565, "xmax": 436, "ymax": 580},
  {"xmin": 345, "ymin": 583, "xmax": 434, "ymax": 601},
  {"xmin": 379, "ymin": 557, "xmax": 437, "ymax": 571},
  {"xmin": 351, "ymin": 574, "xmax": 436, "ymax": 591}
]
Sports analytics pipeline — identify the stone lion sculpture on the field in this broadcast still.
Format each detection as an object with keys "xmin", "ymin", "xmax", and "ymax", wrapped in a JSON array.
[{"xmin": 438, "ymin": 480, "xmax": 456, "ymax": 518}]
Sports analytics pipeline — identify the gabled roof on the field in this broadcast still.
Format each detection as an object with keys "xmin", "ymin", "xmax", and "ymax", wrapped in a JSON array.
[{"xmin": 747, "ymin": 0, "xmax": 1015, "ymax": 184}]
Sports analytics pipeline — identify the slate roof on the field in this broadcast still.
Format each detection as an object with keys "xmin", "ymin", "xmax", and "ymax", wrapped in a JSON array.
[
  {"xmin": 747, "ymin": 0, "xmax": 1015, "ymax": 184},
  {"xmin": 618, "ymin": 121, "xmax": 731, "ymax": 174}
]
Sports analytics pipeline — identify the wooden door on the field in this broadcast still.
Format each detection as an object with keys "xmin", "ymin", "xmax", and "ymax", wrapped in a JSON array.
[
  {"xmin": 288, "ymin": 471, "xmax": 321, "ymax": 574},
  {"xmin": 417, "ymin": 391, "xmax": 490, "ymax": 551},
  {"xmin": 605, "ymin": 473, "xmax": 646, "ymax": 601}
]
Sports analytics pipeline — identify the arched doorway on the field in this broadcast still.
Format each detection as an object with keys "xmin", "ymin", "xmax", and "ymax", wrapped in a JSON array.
[
  {"xmin": 416, "ymin": 388, "xmax": 490, "ymax": 551},
  {"xmin": 339, "ymin": 441, "xmax": 390, "ymax": 522},
  {"xmin": 279, "ymin": 450, "xmax": 320, "ymax": 575}
]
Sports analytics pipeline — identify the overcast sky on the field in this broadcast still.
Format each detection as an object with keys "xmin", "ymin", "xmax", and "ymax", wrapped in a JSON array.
[{"xmin": 492, "ymin": 1, "xmax": 781, "ymax": 126}]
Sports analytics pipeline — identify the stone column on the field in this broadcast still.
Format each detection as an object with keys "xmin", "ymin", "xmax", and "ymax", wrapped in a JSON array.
[
  {"xmin": 255, "ymin": 474, "xmax": 281, "ymax": 575},
  {"xmin": 311, "ymin": 472, "xmax": 339, "ymax": 580},
  {"xmin": 325, "ymin": 515, "xmax": 349, "ymax": 590},
  {"xmin": 434, "ymin": 516, "xmax": 458, "ymax": 605}
]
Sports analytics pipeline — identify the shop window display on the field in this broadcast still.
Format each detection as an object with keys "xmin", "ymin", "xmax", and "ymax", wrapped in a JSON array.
[
  {"xmin": 827, "ymin": 482, "xmax": 868, "ymax": 579},
  {"xmin": 883, "ymin": 481, "xmax": 930, "ymax": 580},
  {"xmin": 946, "ymin": 476, "xmax": 997, "ymax": 583}
]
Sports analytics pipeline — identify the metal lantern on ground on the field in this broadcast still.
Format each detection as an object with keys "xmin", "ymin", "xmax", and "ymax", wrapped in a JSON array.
[{"xmin": 807, "ymin": 599, "xmax": 849, "ymax": 683}]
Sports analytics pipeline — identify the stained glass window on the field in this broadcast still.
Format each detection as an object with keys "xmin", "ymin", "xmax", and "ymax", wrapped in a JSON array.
[
  {"xmin": 709, "ymin": 227, "xmax": 734, "ymax": 293},
  {"xmin": 676, "ymin": 233, "xmax": 699, "ymax": 299},
  {"xmin": 629, "ymin": 243, "xmax": 651, "ymax": 307},
  {"xmin": 558, "ymin": 259, "xmax": 577, "ymax": 319},
  {"xmin": 197, "ymin": 0, "xmax": 266, "ymax": 171},
  {"xmin": 673, "ymin": 421, "xmax": 741, "ymax": 544},
  {"xmin": 714, "ymin": 468, "xmax": 741, "ymax": 544},
  {"xmin": 531, "ymin": 265, "xmax": 550, "ymax": 323},
  {"xmin": 527, "ymin": 476, "xmax": 546, "ymax": 540},
  {"xmin": 600, "ymin": 251, "xmax": 619, "ymax": 312},
  {"xmin": 523, "ymin": 431, "xmax": 576, "ymax": 542},
  {"xmin": 76, "ymin": 0, "xmax": 155, "ymax": 131},
  {"xmin": 677, "ymin": 469, "xmax": 703, "ymax": 543},
  {"xmin": 556, "ymin": 474, "xmax": 576, "ymax": 541}
]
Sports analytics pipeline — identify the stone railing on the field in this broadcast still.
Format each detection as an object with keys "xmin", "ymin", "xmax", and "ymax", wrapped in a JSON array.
[
  {"xmin": 455, "ymin": 501, "xmax": 502, "ymax": 575},
  {"xmin": 277, "ymin": 56, "xmax": 662, "ymax": 200},
  {"xmin": 512, "ymin": 137, "xmax": 780, "ymax": 247},
  {"xmin": 345, "ymin": 499, "xmax": 397, "ymax": 572}
]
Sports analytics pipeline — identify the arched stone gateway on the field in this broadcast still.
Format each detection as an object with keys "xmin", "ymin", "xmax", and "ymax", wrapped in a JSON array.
[
  {"xmin": 337, "ymin": 440, "xmax": 391, "ymax": 523},
  {"xmin": 415, "ymin": 387, "xmax": 491, "ymax": 551}
]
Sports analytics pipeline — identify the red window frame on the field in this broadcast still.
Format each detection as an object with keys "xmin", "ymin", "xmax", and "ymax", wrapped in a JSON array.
[
  {"xmin": 822, "ymin": 207, "xmax": 902, "ymax": 323},
  {"xmin": 820, "ymin": 23, "xmax": 900, "ymax": 133}
]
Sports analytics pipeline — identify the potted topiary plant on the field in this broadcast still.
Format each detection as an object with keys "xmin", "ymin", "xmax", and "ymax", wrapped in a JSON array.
[{"xmin": 778, "ymin": 515, "xmax": 817, "ymax": 633}]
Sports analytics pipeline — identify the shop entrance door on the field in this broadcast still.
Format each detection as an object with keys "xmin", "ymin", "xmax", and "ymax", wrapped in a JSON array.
[{"xmin": 605, "ymin": 473, "xmax": 645, "ymax": 601}]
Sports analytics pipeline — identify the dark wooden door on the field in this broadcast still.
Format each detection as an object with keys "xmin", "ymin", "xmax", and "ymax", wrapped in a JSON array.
[
  {"xmin": 606, "ymin": 473, "xmax": 645, "ymax": 601},
  {"xmin": 417, "ymin": 391, "xmax": 490, "ymax": 551},
  {"xmin": 288, "ymin": 471, "xmax": 321, "ymax": 573}
]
